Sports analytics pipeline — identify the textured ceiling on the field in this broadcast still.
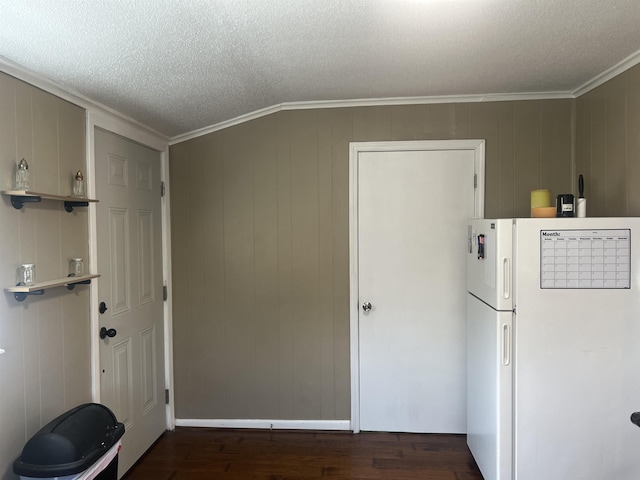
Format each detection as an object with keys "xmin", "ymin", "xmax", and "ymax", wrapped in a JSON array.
[{"xmin": 2, "ymin": 1, "xmax": 640, "ymax": 139}]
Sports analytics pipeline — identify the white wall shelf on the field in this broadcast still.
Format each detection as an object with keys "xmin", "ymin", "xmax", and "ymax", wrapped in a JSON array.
[
  {"xmin": 2, "ymin": 190, "xmax": 98, "ymax": 212},
  {"xmin": 6, "ymin": 274, "xmax": 100, "ymax": 302}
]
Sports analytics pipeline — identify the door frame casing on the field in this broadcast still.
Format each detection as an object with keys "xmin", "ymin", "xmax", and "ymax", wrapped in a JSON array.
[
  {"xmin": 86, "ymin": 110, "xmax": 175, "ymax": 430},
  {"xmin": 348, "ymin": 139, "xmax": 485, "ymax": 433}
]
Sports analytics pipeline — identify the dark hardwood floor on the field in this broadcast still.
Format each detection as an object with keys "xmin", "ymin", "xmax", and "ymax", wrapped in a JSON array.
[{"xmin": 123, "ymin": 427, "xmax": 483, "ymax": 480}]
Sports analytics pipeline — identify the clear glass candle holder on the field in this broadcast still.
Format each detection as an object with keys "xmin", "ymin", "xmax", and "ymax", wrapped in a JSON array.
[
  {"xmin": 72, "ymin": 170, "xmax": 86, "ymax": 198},
  {"xmin": 14, "ymin": 159, "xmax": 30, "ymax": 190},
  {"xmin": 17, "ymin": 264, "xmax": 36, "ymax": 286},
  {"xmin": 69, "ymin": 258, "xmax": 84, "ymax": 277}
]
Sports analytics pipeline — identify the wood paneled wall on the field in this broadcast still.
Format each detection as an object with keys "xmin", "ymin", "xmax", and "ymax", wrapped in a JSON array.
[
  {"xmin": 0, "ymin": 73, "xmax": 90, "ymax": 478},
  {"xmin": 170, "ymin": 99, "xmax": 574, "ymax": 420},
  {"xmin": 576, "ymin": 63, "xmax": 640, "ymax": 216}
]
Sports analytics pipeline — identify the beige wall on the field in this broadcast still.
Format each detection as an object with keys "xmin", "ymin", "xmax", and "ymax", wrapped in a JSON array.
[
  {"xmin": 169, "ymin": 99, "xmax": 574, "ymax": 420},
  {"xmin": 0, "ymin": 73, "xmax": 90, "ymax": 478},
  {"xmin": 576, "ymin": 63, "xmax": 640, "ymax": 216},
  {"xmin": 0, "ymin": 56, "xmax": 636, "ymax": 479}
]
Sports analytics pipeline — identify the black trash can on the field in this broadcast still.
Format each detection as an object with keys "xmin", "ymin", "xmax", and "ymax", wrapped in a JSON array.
[{"xmin": 14, "ymin": 403, "xmax": 125, "ymax": 480}]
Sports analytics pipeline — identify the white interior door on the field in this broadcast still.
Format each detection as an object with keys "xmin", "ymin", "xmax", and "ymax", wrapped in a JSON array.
[
  {"xmin": 352, "ymin": 140, "xmax": 483, "ymax": 433},
  {"xmin": 95, "ymin": 129, "xmax": 166, "ymax": 476}
]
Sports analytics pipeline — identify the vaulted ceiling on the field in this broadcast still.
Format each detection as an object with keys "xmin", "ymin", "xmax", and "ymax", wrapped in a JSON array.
[{"xmin": 2, "ymin": 1, "xmax": 640, "ymax": 139}]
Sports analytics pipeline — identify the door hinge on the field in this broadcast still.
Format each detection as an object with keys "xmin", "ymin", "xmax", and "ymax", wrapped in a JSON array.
[
  {"xmin": 474, "ymin": 173, "xmax": 477, "ymax": 189},
  {"xmin": 160, "ymin": 181, "xmax": 165, "ymax": 197},
  {"xmin": 163, "ymin": 284, "xmax": 168, "ymax": 301},
  {"xmin": 165, "ymin": 389, "xmax": 170, "ymax": 404}
]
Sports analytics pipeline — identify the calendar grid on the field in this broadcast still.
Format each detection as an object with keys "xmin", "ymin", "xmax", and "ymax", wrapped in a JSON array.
[{"xmin": 540, "ymin": 229, "xmax": 631, "ymax": 289}]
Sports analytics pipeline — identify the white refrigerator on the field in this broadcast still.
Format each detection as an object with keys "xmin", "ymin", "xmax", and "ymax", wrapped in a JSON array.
[{"xmin": 466, "ymin": 217, "xmax": 640, "ymax": 480}]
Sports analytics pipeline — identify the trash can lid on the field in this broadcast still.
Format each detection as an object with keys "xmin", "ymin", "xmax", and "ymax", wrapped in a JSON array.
[{"xmin": 13, "ymin": 403, "xmax": 125, "ymax": 478}]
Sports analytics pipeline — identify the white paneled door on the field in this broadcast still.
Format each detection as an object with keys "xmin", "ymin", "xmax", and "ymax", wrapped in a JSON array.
[
  {"xmin": 351, "ymin": 140, "xmax": 483, "ymax": 434},
  {"xmin": 95, "ymin": 129, "xmax": 165, "ymax": 476}
]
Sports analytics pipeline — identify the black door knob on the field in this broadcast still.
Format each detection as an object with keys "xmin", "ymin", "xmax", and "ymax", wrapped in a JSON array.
[
  {"xmin": 100, "ymin": 327, "xmax": 117, "ymax": 339},
  {"xmin": 99, "ymin": 302, "xmax": 108, "ymax": 314}
]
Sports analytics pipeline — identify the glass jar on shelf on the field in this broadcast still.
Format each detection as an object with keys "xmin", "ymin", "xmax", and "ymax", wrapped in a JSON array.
[
  {"xmin": 69, "ymin": 258, "xmax": 84, "ymax": 277},
  {"xmin": 17, "ymin": 264, "xmax": 36, "ymax": 286},
  {"xmin": 14, "ymin": 158, "xmax": 30, "ymax": 191},
  {"xmin": 72, "ymin": 170, "xmax": 86, "ymax": 198}
]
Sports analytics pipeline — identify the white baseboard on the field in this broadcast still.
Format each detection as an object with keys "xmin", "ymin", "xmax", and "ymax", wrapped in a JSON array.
[{"xmin": 175, "ymin": 418, "xmax": 352, "ymax": 431}]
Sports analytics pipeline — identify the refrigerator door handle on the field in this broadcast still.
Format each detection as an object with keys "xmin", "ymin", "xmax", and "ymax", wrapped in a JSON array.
[
  {"xmin": 502, "ymin": 324, "xmax": 511, "ymax": 366},
  {"xmin": 502, "ymin": 257, "xmax": 511, "ymax": 299}
]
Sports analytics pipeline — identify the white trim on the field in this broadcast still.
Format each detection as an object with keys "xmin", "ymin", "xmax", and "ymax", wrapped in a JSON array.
[
  {"xmin": 169, "ymin": 92, "xmax": 574, "ymax": 145},
  {"xmin": 169, "ymin": 104, "xmax": 282, "ymax": 144},
  {"xmin": 4, "ymin": 44, "xmax": 640, "ymax": 146},
  {"xmin": 175, "ymin": 419, "xmax": 351, "ymax": 431},
  {"xmin": 5, "ymin": 45, "xmax": 639, "ymax": 146},
  {"xmin": 1, "ymin": 52, "xmax": 574, "ymax": 148},
  {"xmin": 90, "ymin": 110, "xmax": 168, "ymax": 152},
  {"xmin": 160, "ymin": 147, "xmax": 176, "ymax": 430},
  {"xmin": 0, "ymin": 55, "xmax": 169, "ymax": 142},
  {"xmin": 573, "ymin": 49, "xmax": 640, "ymax": 97},
  {"xmin": 87, "ymin": 112, "xmax": 101, "ymax": 403},
  {"xmin": 348, "ymin": 149, "xmax": 360, "ymax": 433},
  {"xmin": 282, "ymin": 92, "xmax": 574, "ymax": 109},
  {"xmin": 348, "ymin": 140, "xmax": 485, "ymax": 433},
  {"xmin": 87, "ymin": 111, "xmax": 173, "ymax": 432}
]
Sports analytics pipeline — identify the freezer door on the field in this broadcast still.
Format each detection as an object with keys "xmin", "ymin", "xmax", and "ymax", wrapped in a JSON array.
[
  {"xmin": 512, "ymin": 217, "xmax": 640, "ymax": 480},
  {"xmin": 467, "ymin": 293, "xmax": 513, "ymax": 480},
  {"xmin": 467, "ymin": 219, "xmax": 513, "ymax": 311}
]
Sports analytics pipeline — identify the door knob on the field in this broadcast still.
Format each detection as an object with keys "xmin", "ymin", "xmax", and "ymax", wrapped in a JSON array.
[
  {"xmin": 362, "ymin": 302, "xmax": 372, "ymax": 312},
  {"xmin": 100, "ymin": 327, "xmax": 117, "ymax": 339},
  {"xmin": 99, "ymin": 302, "xmax": 108, "ymax": 314}
]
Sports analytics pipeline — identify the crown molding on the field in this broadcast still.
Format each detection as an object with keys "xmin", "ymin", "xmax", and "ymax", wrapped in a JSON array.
[
  {"xmin": 573, "ymin": 49, "xmax": 640, "ymax": 97},
  {"xmin": 0, "ymin": 55, "xmax": 169, "ymax": 144},
  {"xmin": 169, "ymin": 91, "xmax": 575, "ymax": 145},
  {"xmin": 6, "ymin": 46, "xmax": 640, "ymax": 147},
  {"xmin": 169, "ymin": 104, "xmax": 282, "ymax": 144}
]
